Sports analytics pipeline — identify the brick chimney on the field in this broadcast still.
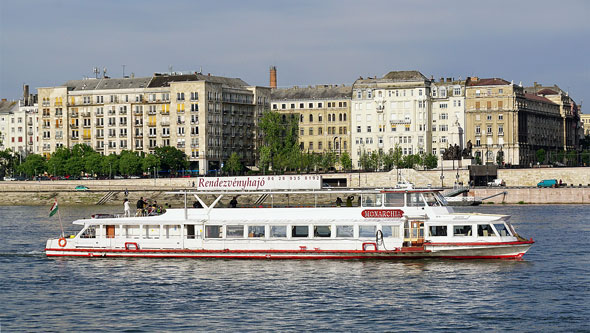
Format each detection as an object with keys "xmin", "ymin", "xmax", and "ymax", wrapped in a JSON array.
[{"xmin": 269, "ymin": 66, "xmax": 277, "ymax": 89}]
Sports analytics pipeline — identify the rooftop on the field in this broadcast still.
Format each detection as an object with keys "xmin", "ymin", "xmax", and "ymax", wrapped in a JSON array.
[
  {"xmin": 271, "ymin": 85, "xmax": 351, "ymax": 100},
  {"xmin": 467, "ymin": 77, "xmax": 511, "ymax": 86}
]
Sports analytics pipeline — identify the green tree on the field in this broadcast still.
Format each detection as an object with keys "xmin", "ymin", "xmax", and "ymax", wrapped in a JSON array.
[
  {"xmin": 154, "ymin": 146, "xmax": 188, "ymax": 175},
  {"xmin": 496, "ymin": 151, "xmax": 504, "ymax": 166},
  {"xmin": 536, "ymin": 149, "xmax": 546, "ymax": 164},
  {"xmin": 101, "ymin": 153, "xmax": 120, "ymax": 178},
  {"xmin": 119, "ymin": 151, "xmax": 142, "ymax": 176},
  {"xmin": 259, "ymin": 111, "xmax": 299, "ymax": 172},
  {"xmin": 259, "ymin": 146, "xmax": 272, "ymax": 174},
  {"xmin": 423, "ymin": 153, "xmax": 438, "ymax": 169},
  {"xmin": 320, "ymin": 151, "xmax": 337, "ymax": 171},
  {"xmin": 225, "ymin": 152, "xmax": 243, "ymax": 175},
  {"xmin": 339, "ymin": 152, "xmax": 352, "ymax": 171},
  {"xmin": 84, "ymin": 152, "xmax": 103, "ymax": 176},
  {"xmin": 47, "ymin": 147, "xmax": 71, "ymax": 176},
  {"xmin": 581, "ymin": 150, "xmax": 590, "ymax": 166},
  {"xmin": 142, "ymin": 154, "xmax": 160, "ymax": 174},
  {"xmin": 17, "ymin": 154, "xmax": 47, "ymax": 177},
  {"xmin": 0, "ymin": 149, "xmax": 15, "ymax": 178},
  {"xmin": 391, "ymin": 145, "xmax": 403, "ymax": 168}
]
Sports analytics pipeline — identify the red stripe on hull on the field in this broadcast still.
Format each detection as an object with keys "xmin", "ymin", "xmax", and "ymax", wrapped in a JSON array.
[{"xmin": 427, "ymin": 240, "xmax": 534, "ymax": 246}]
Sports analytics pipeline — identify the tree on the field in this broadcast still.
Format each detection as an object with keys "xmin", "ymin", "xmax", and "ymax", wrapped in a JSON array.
[
  {"xmin": 340, "ymin": 152, "xmax": 352, "ymax": 171},
  {"xmin": 84, "ymin": 152, "xmax": 103, "ymax": 176},
  {"xmin": 259, "ymin": 111, "xmax": 299, "ymax": 172},
  {"xmin": 119, "ymin": 150, "xmax": 142, "ymax": 176},
  {"xmin": 423, "ymin": 154, "xmax": 438, "ymax": 169},
  {"xmin": 17, "ymin": 154, "xmax": 47, "ymax": 177},
  {"xmin": 0, "ymin": 149, "xmax": 14, "ymax": 178},
  {"xmin": 320, "ymin": 151, "xmax": 337, "ymax": 171},
  {"xmin": 101, "ymin": 153, "xmax": 120, "ymax": 178},
  {"xmin": 259, "ymin": 146, "xmax": 271, "ymax": 174},
  {"xmin": 391, "ymin": 145, "xmax": 403, "ymax": 168},
  {"xmin": 142, "ymin": 154, "xmax": 160, "ymax": 174},
  {"xmin": 154, "ymin": 146, "xmax": 188, "ymax": 175},
  {"xmin": 47, "ymin": 147, "xmax": 71, "ymax": 176},
  {"xmin": 225, "ymin": 152, "xmax": 243, "ymax": 175},
  {"xmin": 496, "ymin": 151, "xmax": 504, "ymax": 166},
  {"xmin": 536, "ymin": 149, "xmax": 546, "ymax": 164}
]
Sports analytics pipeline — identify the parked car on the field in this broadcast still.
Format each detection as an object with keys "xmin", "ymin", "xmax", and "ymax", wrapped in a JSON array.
[
  {"xmin": 537, "ymin": 179, "xmax": 557, "ymax": 188},
  {"xmin": 75, "ymin": 185, "xmax": 89, "ymax": 191},
  {"xmin": 487, "ymin": 178, "xmax": 505, "ymax": 187}
]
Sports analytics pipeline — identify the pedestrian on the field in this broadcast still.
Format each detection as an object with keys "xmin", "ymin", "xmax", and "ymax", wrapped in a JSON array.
[
  {"xmin": 123, "ymin": 198, "xmax": 131, "ymax": 217},
  {"xmin": 192, "ymin": 181, "xmax": 195, "ymax": 187},
  {"xmin": 336, "ymin": 197, "xmax": 343, "ymax": 207},
  {"xmin": 124, "ymin": 188, "xmax": 129, "ymax": 197},
  {"xmin": 229, "ymin": 196, "xmax": 238, "ymax": 208},
  {"xmin": 136, "ymin": 196, "xmax": 147, "ymax": 216}
]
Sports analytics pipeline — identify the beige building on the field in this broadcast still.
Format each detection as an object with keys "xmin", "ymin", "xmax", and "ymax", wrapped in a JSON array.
[
  {"xmin": 524, "ymin": 83, "xmax": 581, "ymax": 151},
  {"xmin": 271, "ymin": 85, "xmax": 352, "ymax": 156},
  {"xmin": 465, "ymin": 77, "xmax": 562, "ymax": 166},
  {"xmin": 37, "ymin": 73, "xmax": 270, "ymax": 175},
  {"xmin": 581, "ymin": 114, "xmax": 590, "ymax": 136},
  {"xmin": 430, "ymin": 78, "xmax": 466, "ymax": 157},
  {"xmin": 351, "ymin": 71, "xmax": 432, "ymax": 168}
]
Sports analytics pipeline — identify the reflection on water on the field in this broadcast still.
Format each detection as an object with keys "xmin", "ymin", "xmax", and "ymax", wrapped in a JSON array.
[{"xmin": 0, "ymin": 205, "xmax": 589, "ymax": 331}]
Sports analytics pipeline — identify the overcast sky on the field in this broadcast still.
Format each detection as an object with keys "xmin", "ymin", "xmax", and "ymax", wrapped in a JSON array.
[{"xmin": 1, "ymin": 0, "xmax": 589, "ymax": 108}]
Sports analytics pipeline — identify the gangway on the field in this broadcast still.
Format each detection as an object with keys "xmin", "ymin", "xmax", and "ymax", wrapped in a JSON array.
[{"xmin": 442, "ymin": 186, "xmax": 470, "ymax": 197}]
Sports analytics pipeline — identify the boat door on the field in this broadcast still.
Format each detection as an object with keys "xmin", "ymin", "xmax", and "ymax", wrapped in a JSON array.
[
  {"xmin": 404, "ymin": 220, "xmax": 424, "ymax": 247},
  {"xmin": 106, "ymin": 225, "xmax": 116, "ymax": 247}
]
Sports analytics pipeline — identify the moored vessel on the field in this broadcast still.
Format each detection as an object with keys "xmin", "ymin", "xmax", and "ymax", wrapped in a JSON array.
[{"xmin": 45, "ymin": 187, "xmax": 534, "ymax": 259}]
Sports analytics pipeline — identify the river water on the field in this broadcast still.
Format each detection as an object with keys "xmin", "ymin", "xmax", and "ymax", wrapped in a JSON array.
[{"xmin": 0, "ymin": 204, "xmax": 589, "ymax": 332}]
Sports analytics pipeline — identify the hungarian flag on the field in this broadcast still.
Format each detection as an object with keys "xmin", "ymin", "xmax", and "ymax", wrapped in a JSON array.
[{"xmin": 49, "ymin": 200, "xmax": 59, "ymax": 217}]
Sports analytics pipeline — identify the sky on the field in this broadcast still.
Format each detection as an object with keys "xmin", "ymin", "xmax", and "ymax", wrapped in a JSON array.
[{"xmin": 1, "ymin": 0, "xmax": 589, "ymax": 108}]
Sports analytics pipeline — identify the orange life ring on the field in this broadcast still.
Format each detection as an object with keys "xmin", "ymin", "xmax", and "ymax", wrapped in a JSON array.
[{"xmin": 58, "ymin": 237, "xmax": 67, "ymax": 247}]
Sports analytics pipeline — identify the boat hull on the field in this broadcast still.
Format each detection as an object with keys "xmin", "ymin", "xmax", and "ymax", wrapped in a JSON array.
[{"xmin": 45, "ymin": 241, "xmax": 533, "ymax": 260}]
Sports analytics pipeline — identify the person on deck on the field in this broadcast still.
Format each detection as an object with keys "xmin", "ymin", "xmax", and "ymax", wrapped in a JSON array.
[
  {"xmin": 336, "ymin": 197, "xmax": 343, "ymax": 207},
  {"xmin": 229, "ymin": 196, "xmax": 238, "ymax": 208},
  {"xmin": 136, "ymin": 197, "xmax": 147, "ymax": 216},
  {"xmin": 123, "ymin": 199, "xmax": 131, "ymax": 217}
]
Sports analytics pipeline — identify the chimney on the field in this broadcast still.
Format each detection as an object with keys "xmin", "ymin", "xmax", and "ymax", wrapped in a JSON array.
[
  {"xmin": 446, "ymin": 77, "xmax": 451, "ymax": 82},
  {"xmin": 269, "ymin": 66, "xmax": 277, "ymax": 89},
  {"xmin": 23, "ymin": 84, "xmax": 29, "ymax": 106},
  {"xmin": 440, "ymin": 77, "xmax": 444, "ymax": 82}
]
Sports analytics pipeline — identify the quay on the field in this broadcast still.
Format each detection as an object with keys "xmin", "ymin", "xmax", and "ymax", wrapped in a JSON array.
[{"xmin": 1, "ymin": 167, "xmax": 590, "ymax": 206}]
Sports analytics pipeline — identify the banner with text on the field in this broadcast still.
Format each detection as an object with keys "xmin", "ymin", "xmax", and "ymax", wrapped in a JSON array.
[{"xmin": 195, "ymin": 175, "xmax": 322, "ymax": 191}]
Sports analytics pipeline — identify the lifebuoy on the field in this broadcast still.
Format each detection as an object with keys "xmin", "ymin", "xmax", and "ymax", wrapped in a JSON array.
[{"xmin": 58, "ymin": 237, "xmax": 67, "ymax": 247}]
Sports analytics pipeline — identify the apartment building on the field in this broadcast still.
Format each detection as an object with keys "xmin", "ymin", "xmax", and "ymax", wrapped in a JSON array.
[
  {"xmin": 465, "ymin": 77, "xmax": 562, "ymax": 166},
  {"xmin": 351, "ymin": 71, "xmax": 432, "ymax": 167},
  {"xmin": 271, "ymin": 85, "xmax": 352, "ymax": 156},
  {"xmin": 581, "ymin": 114, "xmax": 590, "ymax": 136},
  {"xmin": 0, "ymin": 91, "xmax": 39, "ymax": 157},
  {"xmin": 430, "ymin": 78, "xmax": 466, "ymax": 157},
  {"xmin": 37, "ymin": 73, "xmax": 270, "ymax": 175},
  {"xmin": 0, "ymin": 100, "xmax": 18, "ymax": 151},
  {"xmin": 524, "ymin": 83, "xmax": 581, "ymax": 151}
]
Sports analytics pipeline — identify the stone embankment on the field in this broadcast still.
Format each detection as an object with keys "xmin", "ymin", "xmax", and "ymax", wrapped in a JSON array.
[{"xmin": 1, "ymin": 166, "xmax": 590, "ymax": 206}]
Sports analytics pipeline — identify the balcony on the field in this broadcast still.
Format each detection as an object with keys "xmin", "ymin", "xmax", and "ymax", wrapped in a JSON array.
[
  {"xmin": 147, "ymin": 122, "xmax": 156, "ymax": 127},
  {"xmin": 70, "ymin": 113, "xmax": 78, "ymax": 117},
  {"xmin": 160, "ymin": 110, "xmax": 169, "ymax": 115},
  {"xmin": 162, "ymin": 133, "xmax": 170, "ymax": 138},
  {"xmin": 42, "ymin": 113, "xmax": 51, "ymax": 118},
  {"xmin": 177, "ymin": 143, "xmax": 185, "ymax": 148},
  {"xmin": 83, "ymin": 135, "xmax": 91, "ymax": 140},
  {"xmin": 134, "ymin": 122, "xmax": 144, "ymax": 127}
]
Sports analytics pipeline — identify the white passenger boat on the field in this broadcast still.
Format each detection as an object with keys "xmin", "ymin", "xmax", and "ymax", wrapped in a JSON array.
[{"xmin": 45, "ymin": 189, "xmax": 534, "ymax": 259}]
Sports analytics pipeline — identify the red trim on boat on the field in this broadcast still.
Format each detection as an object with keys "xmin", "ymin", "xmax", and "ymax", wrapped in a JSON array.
[{"xmin": 427, "ymin": 240, "xmax": 534, "ymax": 246}]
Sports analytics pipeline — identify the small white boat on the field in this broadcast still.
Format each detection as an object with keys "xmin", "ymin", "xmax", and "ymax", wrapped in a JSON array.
[{"xmin": 45, "ymin": 188, "xmax": 534, "ymax": 259}]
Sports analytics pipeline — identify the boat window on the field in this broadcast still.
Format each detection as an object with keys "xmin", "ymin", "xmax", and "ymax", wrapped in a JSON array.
[
  {"xmin": 494, "ymin": 223, "xmax": 512, "ymax": 237},
  {"xmin": 384, "ymin": 193, "xmax": 404, "ymax": 207},
  {"xmin": 270, "ymin": 226, "xmax": 287, "ymax": 238},
  {"xmin": 359, "ymin": 225, "xmax": 377, "ymax": 238},
  {"xmin": 423, "ymin": 192, "xmax": 441, "ymax": 206},
  {"xmin": 429, "ymin": 225, "xmax": 448, "ymax": 237},
  {"xmin": 362, "ymin": 194, "xmax": 382, "ymax": 207},
  {"xmin": 406, "ymin": 193, "xmax": 425, "ymax": 207},
  {"xmin": 478, "ymin": 224, "xmax": 496, "ymax": 237},
  {"xmin": 336, "ymin": 225, "xmax": 354, "ymax": 238},
  {"xmin": 291, "ymin": 226, "xmax": 309, "ymax": 238},
  {"xmin": 381, "ymin": 225, "xmax": 400, "ymax": 238},
  {"xmin": 314, "ymin": 226, "xmax": 331, "ymax": 238},
  {"xmin": 226, "ymin": 225, "xmax": 244, "ymax": 238},
  {"xmin": 165, "ymin": 225, "xmax": 181, "ymax": 239},
  {"xmin": 453, "ymin": 225, "xmax": 472, "ymax": 236},
  {"xmin": 106, "ymin": 225, "xmax": 116, "ymax": 239},
  {"xmin": 248, "ymin": 226, "xmax": 265, "ymax": 238},
  {"xmin": 145, "ymin": 225, "xmax": 159, "ymax": 239},
  {"xmin": 186, "ymin": 225, "xmax": 196, "ymax": 239},
  {"xmin": 205, "ymin": 225, "xmax": 222, "ymax": 238},
  {"xmin": 80, "ymin": 226, "xmax": 96, "ymax": 238}
]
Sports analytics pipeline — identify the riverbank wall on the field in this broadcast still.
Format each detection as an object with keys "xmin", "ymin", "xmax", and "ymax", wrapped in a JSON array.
[{"xmin": 1, "ymin": 166, "xmax": 590, "ymax": 206}]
